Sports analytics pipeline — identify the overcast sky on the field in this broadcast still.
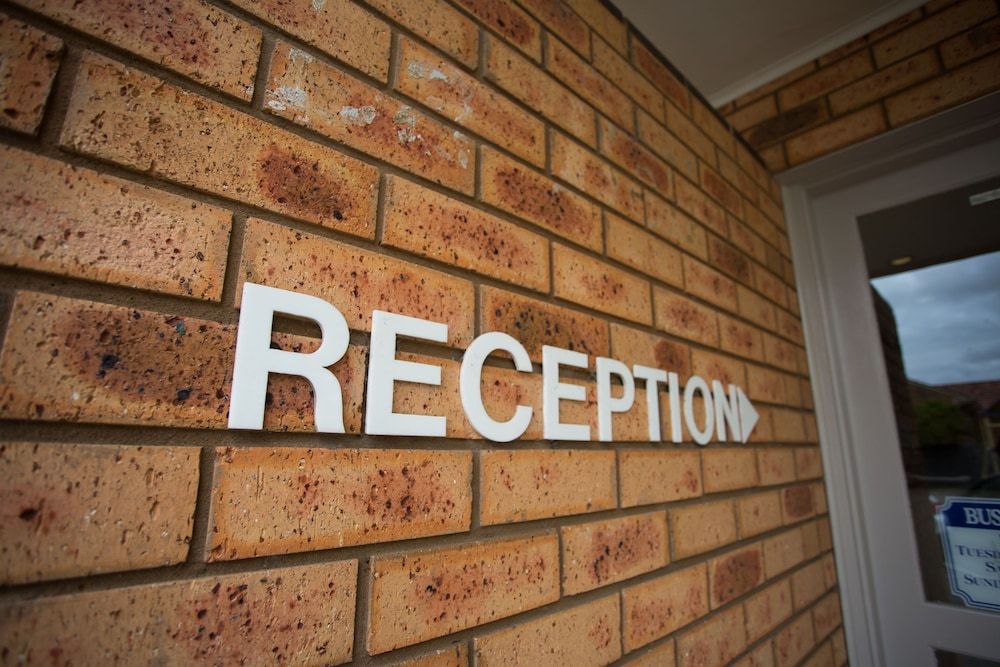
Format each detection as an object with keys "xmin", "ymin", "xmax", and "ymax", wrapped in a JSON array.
[{"xmin": 871, "ymin": 251, "xmax": 1000, "ymax": 386}]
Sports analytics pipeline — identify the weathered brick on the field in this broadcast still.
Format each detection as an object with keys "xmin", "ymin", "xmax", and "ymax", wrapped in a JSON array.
[
  {"xmin": 230, "ymin": 0, "xmax": 389, "ymax": 81},
  {"xmin": 566, "ymin": 0, "xmax": 627, "ymax": 54},
  {"xmin": 607, "ymin": 214, "xmax": 683, "ymax": 287},
  {"xmin": 453, "ymin": 0, "xmax": 540, "ymax": 60},
  {"xmin": 364, "ymin": 0, "xmax": 478, "ymax": 68},
  {"xmin": 774, "ymin": 611, "xmax": 816, "ymax": 667},
  {"xmin": 652, "ymin": 287, "xmax": 719, "ymax": 346},
  {"xmin": 620, "ymin": 640, "xmax": 675, "ymax": 667},
  {"xmin": 0, "ymin": 146, "xmax": 230, "ymax": 301},
  {"xmin": 764, "ymin": 528, "xmax": 806, "ymax": 578},
  {"xmin": 727, "ymin": 95, "xmax": 778, "ymax": 132},
  {"xmin": 700, "ymin": 163, "xmax": 743, "ymax": 218},
  {"xmin": 645, "ymin": 192, "xmax": 707, "ymax": 258},
  {"xmin": 1, "ymin": 442, "xmax": 197, "ymax": 584},
  {"xmin": 813, "ymin": 592, "xmax": 842, "ymax": 639},
  {"xmin": 886, "ymin": 51, "xmax": 1000, "ymax": 126},
  {"xmin": 207, "ymin": 447, "xmax": 471, "ymax": 560},
  {"xmin": 61, "ymin": 54, "xmax": 378, "ymax": 237},
  {"xmin": 738, "ymin": 490, "xmax": 783, "ymax": 538},
  {"xmin": 367, "ymin": 534, "xmax": 559, "ymax": 653},
  {"xmin": 600, "ymin": 118, "xmax": 674, "ymax": 196},
  {"xmin": 475, "ymin": 594, "xmax": 620, "ymax": 666},
  {"xmin": 792, "ymin": 561, "xmax": 827, "ymax": 610},
  {"xmin": 562, "ymin": 512, "xmax": 669, "ymax": 594},
  {"xmin": 633, "ymin": 39, "xmax": 689, "ymax": 112},
  {"xmin": 396, "ymin": 37, "xmax": 545, "ymax": 165},
  {"xmin": 745, "ymin": 98, "xmax": 830, "ymax": 150},
  {"xmin": 240, "ymin": 217, "xmax": 475, "ymax": 347},
  {"xmin": 708, "ymin": 544, "xmax": 764, "ymax": 608},
  {"xmin": 519, "ymin": 0, "xmax": 590, "ymax": 57},
  {"xmin": 636, "ymin": 109, "xmax": 699, "ymax": 181},
  {"xmin": 759, "ymin": 448, "xmax": 797, "ymax": 486},
  {"xmin": 683, "ymin": 256, "xmax": 738, "ymax": 312},
  {"xmin": 828, "ymin": 50, "xmax": 939, "ymax": 115},
  {"xmin": 719, "ymin": 315, "xmax": 765, "ymax": 363},
  {"xmin": 703, "ymin": 448, "xmax": 759, "ymax": 493},
  {"xmin": 671, "ymin": 499, "xmax": 737, "ymax": 559},
  {"xmin": 941, "ymin": 17, "xmax": 1000, "ymax": 66},
  {"xmin": 610, "ymin": 323, "xmax": 691, "ymax": 378},
  {"xmin": 675, "ymin": 176, "xmax": 727, "ymax": 236},
  {"xmin": 266, "ymin": 43, "xmax": 473, "ymax": 194},
  {"xmin": 778, "ymin": 51, "xmax": 874, "ymax": 110},
  {"xmin": 744, "ymin": 578, "xmax": 793, "ymax": 641},
  {"xmin": 480, "ymin": 450, "xmax": 616, "ymax": 524},
  {"xmin": 480, "ymin": 147, "xmax": 602, "ymax": 249},
  {"xmin": 391, "ymin": 643, "xmax": 468, "ymax": 667},
  {"xmin": 622, "ymin": 563, "xmax": 708, "ymax": 651},
  {"xmin": 677, "ymin": 605, "xmax": 747, "ymax": 667},
  {"xmin": 786, "ymin": 105, "xmax": 887, "ymax": 165},
  {"xmin": 619, "ymin": 449, "xmax": 701, "ymax": 507},
  {"xmin": 553, "ymin": 243, "xmax": 652, "ymax": 324},
  {"xmin": 593, "ymin": 36, "xmax": 662, "ymax": 116},
  {"xmin": 485, "ymin": 36, "xmax": 596, "ymax": 146},
  {"xmin": 0, "ymin": 14, "xmax": 61, "ymax": 133},
  {"xmin": 0, "ymin": 291, "xmax": 366, "ymax": 431},
  {"xmin": 382, "ymin": 175, "xmax": 549, "ymax": 292},
  {"xmin": 0, "ymin": 560, "xmax": 358, "ymax": 664},
  {"xmin": 551, "ymin": 131, "xmax": 645, "ymax": 221},
  {"xmin": 666, "ymin": 101, "xmax": 716, "ymax": 164},
  {"xmin": 708, "ymin": 238, "xmax": 752, "ymax": 288},
  {"xmin": 546, "ymin": 37, "xmax": 634, "ymax": 130},
  {"xmin": 874, "ymin": 0, "xmax": 997, "ymax": 67}
]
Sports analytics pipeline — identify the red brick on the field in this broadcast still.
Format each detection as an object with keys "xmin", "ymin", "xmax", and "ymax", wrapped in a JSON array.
[
  {"xmin": 677, "ymin": 605, "xmax": 747, "ymax": 667},
  {"xmin": 703, "ymin": 448, "xmax": 759, "ymax": 493},
  {"xmin": 645, "ymin": 192, "xmax": 707, "ymax": 258},
  {"xmin": 764, "ymin": 528, "xmax": 806, "ymax": 578},
  {"xmin": 518, "ymin": 0, "xmax": 591, "ymax": 58},
  {"xmin": 683, "ymin": 256, "xmax": 738, "ymax": 312},
  {"xmin": 778, "ymin": 51, "xmax": 874, "ymax": 110},
  {"xmin": 886, "ymin": 51, "xmax": 1000, "ymax": 126},
  {"xmin": 266, "ymin": 42, "xmax": 473, "ymax": 194},
  {"xmin": 666, "ymin": 101, "xmax": 716, "ymax": 165},
  {"xmin": 485, "ymin": 36, "xmax": 596, "ymax": 146},
  {"xmin": 546, "ymin": 36, "xmax": 634, "ymax": 130},
  {"xmin": 619, "ymin": 449, "xmax": 702, "ymax": 507},
  {"xmin": 874, "ymin": 0, "xmax": 997, "ymax": 67},
  {"xmin": 239, "ymin": 217, "xmax": 475, "ymax": 347},
  {"xmin": 653, "ymin": 287, "xmax": 720, "ymax": 346},
  {"xmin": 453, "ymin": 0, "xmax": 541, "ymax": 60},
  {"xmin": 551, "ymin": 131, "xmax": 645, "ymax": 221},
  {"xmin": 207, "ymin": 447, "xmax": 471, "ymax": 560},
  {"xmin": 0, "ymin": 145, "xmax": 230, "ymax": 301},
  {"xmin": 709, "ymin": 544, "xmax": 765, "ymax": 608},
  {"xmin": 744, "ymin": 578, "xmax": 793, "ymax": 641},
  {"xmin": 474, "ymin": 595, "xmax": 621, "ymax": 665},
  {"xmin": 61, "ymin": 54, "xmax": 378, "ymax": 238},
  {"xmin": 637, "ymin": 109, "xmax": 699, "ymax": 181},
  {"xmin": 828, "ymin": 50, "xmax": 939, "ymax": 115},
  {"xmin": 774, "ymin": 611, "xmax": 816, "ymax": 667},
  {"xmin": 1, "ymin": 442, "xmax": 197, "ymax": 584},
  {"xmin": 675, "ymin": 176, "xmax": 727, "ymax": 236},
  {"xmin": 480, "ymin": 146, "xmax": 602, "ymax": 249},
  {"xmin": 610, "ymin": 323, "xmax": 692, "ymax": 378},
  {"xmin": 593, "ymin": 36, "xmax": 662, "ymax": 116},
  {"xmin": 367, "ymin": 534, "xmax": 559, "ymax": 653},
  {"xmin": 364, "ymin": 0, "xmax": 478, "ymax": 68},
  {"xmin": 941, "ymin": 17, "xmax": 1000, "ymax": 66},
  {"xmin": 607, "ymin": 214, "xmax": 683, "ymax": 287},
  {"xmin": 633, "ymin": 39, "xmax": 689, "ymax": 112},
  {"xmin": 0, "ymin": 560, "xmax": 358, "ymax": 664},
  {"xmin": 553, "ymin": 243, "xmax": 652, "ymax": 324},
  {"xmin": 480, "ymin": 450, "xmax": 616, "ymax": 524},
  {"xmin": 231, "ymin": 0, "xmax": 389, "ymax": 81},
  {"xmin": 738, "ymin": 491, "xmax": 783, "ymax": 538},
  {"xmin": 562, "ymin": 512, "xmax": 669, "ymax": 594},
  {"xmin": 566, "ymin": 0, "xmax": 628, "ymax": 55},
  {"xmin": 382, "ymin": 175, "xmax": 549, "ymax": 292},
  {"xmin": 726, "ymin": 95, "xmax": 778, "ymax": 133},
  {"xmin": 671, "ymin": 499, "xmax": 737, "ymax": 559},
  {"xmin": 719, "ymin": 315, "xmax": 765, "ymax": 363},
  {"xmin": 396, "ymin": 37, "xmax": 545, "ymax": 165},
  {"xmin": 0, "ymin": 15, "xmax": 61, "ymax": 133},
  {"xmin": 622, "ymin": 563, "xmax": 709, "ymax": 651},
  {"xmin": 786, "ymin": 105, "xmax": 887, "ymax": 165}
]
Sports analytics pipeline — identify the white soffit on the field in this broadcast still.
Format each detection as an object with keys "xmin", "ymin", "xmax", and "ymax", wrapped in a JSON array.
[{"xmin": 613, "ymin": 0, "xmax": 927, "ymax": 108}]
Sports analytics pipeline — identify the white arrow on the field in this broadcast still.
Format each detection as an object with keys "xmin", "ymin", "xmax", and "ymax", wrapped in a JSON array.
[{"xmin": 736, "ymin": 387, "xmax": 758, "ymax": 443}]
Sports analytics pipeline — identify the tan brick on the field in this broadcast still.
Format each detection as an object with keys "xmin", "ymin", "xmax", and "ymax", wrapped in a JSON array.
[
  {"xmin": 747, "ymin": 364, "xmax": 788, "ymax": 404},
  {"xmin": 562, "ymin": 512, "xmax": 669, "ymax": 594},
  {"xmin": 553, "ymin": 243, "xmax": 652, "ymax": 324},
  {"xmin": 886, "ymin": 51, "xmax": 1000, "ymax": 126},
  {"xmin": 519, "ymin": 0, "xmax": 591, "ymax": 57},
  {"xmin": 480, "ymin": 450, "xmax": 616, "ymax": 524},
  {"xmin": 0, "ymin": 443, "xmax": 196, "ymax": 584},
  {"xmin": 619, "ymin": 450, "xmax": 702, "ymax": 507},
  {"xmin": 367, "ymin": 534, "xmax": 559, "ymax": 653},
  {"xmin": 700, "ymin": 163, "xmax": 743, "ymax": 219},
  {"xmin": 61, "ymin": 54, "xmax": 377, "ymax": 237},
  {"xmin": 610, "ymin": 323, "xmax": 692, "ymax": 378},
  {"xmin": 778, "ymin": 51, "xmax": 874, "ymax": 110},
  {"xmin": 231, "ymin": 0, "xmax": 388, "ymax": 81},
  {"xmin": 733, "ymin": 61, "xmax": 816, "ymax": 109},
  {"xmin": 637, "ymin": 109, "xmax": 699, "ymax": 181},
  {"xmin": 813, "ymin": 591, "xmax": 842, "ymax": 639},
  {"xmin": 774, "ymin": 611, "xmax": 816, "ymax": 667},
  {"xmin": 620, "ymin": 640, "xmax": 675, "ymax": 667},
  {"xmin": 552, "ymin": 131, "xmax": 645, "ymax": 221},
  {"xmin": 828, "ymin": 50, "xmax": 939, "ymax": 115},
  {"xmin": 454, "ymin": 0, "xmax": 540, "ymax": 60},
  {"xmin": 744, "ymin": 578, "xmax": 793, "ymax": 641},
  {"xmin": 600, "ymin": 118, "xmax": 674, "ymax": 196},
  {"xmin": 633, "ymin": 39, "xmax": 689, "ymax": 112},
  {"xmin": 0, "ymin": 560, "xmax": 358, "ymax": 664},
  {"xmin": 675, "ymin": 176, "xmax": 727, "ymax": 236},
  {"xmin": 645, "ymin": 194, "xmax": 706, "ymax": 259},
  {"xmin": 607, "ymin": 214, "xmax": 683, "ymax": 288},
  {"xmin": 777, "ymin": 308, "xmax": 805, "ymax": 345},
  {"xmin": 0, "ymin": 15, "xmax": 61, "ymax": 133},
  {"xmin": 764, "ymin": 528, "xmax": 806, "ymax": 578},
  {"xmin": 795, "ymin": 447, "xmax": 823, "ymax": 480},
  {"xmin": 719, "ymin": 153, "xmax": 761, "ymax": 207},
  {"xmin": 786, "ymin": 105, "xmax": 887, "ymax": 165},
  {"xmin": 743, "ymin": 203, "xmax": 781, "ymax": 247},
  {"xmin": 391, "ymin": 643, "xmax": 469, "ymax": 667},
  {"xmin": 266, "ymin": 42, "xmax": 473, "ymax": 194},
  {"xmin": 653, "ymin": 287, "xmax": 719, "ymax": 346},
  {"xmin": 0, "ymin": 146, "xmax": 230, "ymax": 301},
  {"xmin": 677, "ymin": 605, "xmax": 747, "ymax": 667},
  {"xmin": 703, "ymin": 448, "xmax": 759, "ymax": 494},
  {"xmin": 691, "ymin": 350, "xmax": 745, "ymax": 389},
  {"xmin": 382, "ymin": 175, "xmax": 549, "ymax": 292},
  {"xmin": 801, "ymin": 520, "xmax": 821, "ymax": 559},
  {"xmin": 365, "ymin": 0, "xmax": 478, "ymax": 68},
  {"xmin": 804, "ymin": 641, "xmax": 835, "ymax": 667},
  {"xmin": 396, "ymin": 37, "xmax": 545, "ymax": 165},
  {"xmin": 692, "ymin": 97, "xmax": 736, "ymax": 157},
  {"xmin": 941, "ymin": 17, "xmax": 1000, "ymax": 66},
  {"xmin": 481, "ymin": 147, "xmax": 602, "ymax": 249},
  {"xmin": 709, "ymin": 544, "xmax": 765, "ymax": 608},
  {"xmin": 727, "ymin": 95, "xmax": 778, "ymax": 132},
  {"xmin": 832, "ymin": 628, "xmax": 847, "ymax": 666},
  {"xmin": 773, "ymin": 408, "xmax": 807, "ymax": 443},
  {"xmin": 719, "ymin": 315, "xmax": 765, "ymax": 363},
  {"xmin": 755, "ymin": 264, "xmax": 789, "ymax": 308},
  {"xmin": 0, "ymin": 291, "xmax": 366, "ymax": 431},
  {"xmin": 622, "ymin": 563, "xmax": 708, "ymax": 651},
  {"xmin": 240, "ymin": 217, "xmax": 474, "ymax": 347},
  {"xmin": 666, "ymin": 101, "xmax": 716, "ymax": 164},
  {"xmin": 813, "ymin": 481, "xmax": 829, "ymax": 514},
  {"xmin": 207, "ymin": 447, "xmax": 470, "ymax": 560},
  {"xmin": 738, "ymin": 490, "xmax": 783, "ymax": 538},
  {"xmin": 735, "ymin": 642, "xmax": 775, "ymax": 667},
  {"xmin": 474, "ymin": 594, "xmax": 621, "ymax": 666},
  {"xmin": 671, "ymin": 499, "xmax": 737, "ymax": 559},
  {"xmin": 759, "ymin": 448, "xmax": 797, "ymax": 486},
  {"xmin": 593, "ymin": 36, "xmax": 662, "ymax": 116},
  {"xmin": 792, "ymin": 561, "xmax": 827, "ymax": 610},
  {"xmin": 764, "ymin": 332, "xmax": 801, "ymax": 372},
  {"xmin": 546, "ymin": 36, "xmax": 634, "ymax": 130},
  {"xmin": 684, "ymin": 256, "xmax": 738, "ymax": 312},
  {"xmin": 566, "ymin": 0, "xmax": 628, "ymax": 54},
  {"xmin": 736, "ymin": 140, "xmax": 773, "ymax": 190},
  {"xmin": 875, "ymin": 0, "xmax": 997, "ymax": 67},
  {"xmin": 745, "ymin": 98, "xmax": 830, "ymax": 152}
]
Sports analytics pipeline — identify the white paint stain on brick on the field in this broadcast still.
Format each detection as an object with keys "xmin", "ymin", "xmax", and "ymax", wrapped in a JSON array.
[
  {"xmin": 339, "ymin": 105, "xmax": 378, "ymax": 125},
  {"xmin": 311, "ymin": 0, "xmax": 326, "ymax": 10},
  {"xmin": 407, "ymin": 61, "xmax": 426, "ymax": 78},
  {"xmin": 267, "ymin": 85, "xmax": 307, "ymax": 112},
  {"xmin": 428, "ymin": 69, "xmax": 449, "ymax": 82},
  {"xmin": 289, "ymin": 47, "xmax": 314, "ymax": 64}
]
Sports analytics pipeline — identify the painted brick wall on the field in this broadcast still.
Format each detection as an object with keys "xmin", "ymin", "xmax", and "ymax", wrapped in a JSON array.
[
  {"xmin": 722, "ymin": 0, "xmax": 1000, "ymax": 171},
  {"xmin": 0, "ymin": 0, "xmax": 843, "ymax": 665}
]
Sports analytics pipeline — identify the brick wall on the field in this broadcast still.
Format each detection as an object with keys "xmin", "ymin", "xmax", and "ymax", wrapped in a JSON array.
[
  {"xmin": 722, "ymin": 0, "xmax": 1000, "ymax": 171},
  {"xmin": 0, "ymin": 0, "xmax": 842, "ymax": 665}
]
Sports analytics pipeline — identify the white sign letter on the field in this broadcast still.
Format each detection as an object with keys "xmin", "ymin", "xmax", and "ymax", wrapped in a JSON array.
[
  {"xmin": 542, "ymin": 345, "xmax": 590, "ymax": 441},
  {"xmin": 713, "ymin": 380, "xmax": 741, "ymax": 442},
  {"xmin": 460, "ymin": 332, "xmax": 533, "ymax": 442},
  {"xmin": 597, "ymin": 357, "xmax": 635, "ymax": 441},
  {"xmin": 684, "ymin": 375, "xmax": 715, "ymax": 446},
  {"xmin": 633, "ymin": 365, "xmax": 667, "ymax": 441}
]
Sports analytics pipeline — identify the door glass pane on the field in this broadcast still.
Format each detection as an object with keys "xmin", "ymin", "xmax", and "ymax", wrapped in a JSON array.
[{"xmin": 858, "ymin": 176, "xmax": 1000, "ymax": 611}]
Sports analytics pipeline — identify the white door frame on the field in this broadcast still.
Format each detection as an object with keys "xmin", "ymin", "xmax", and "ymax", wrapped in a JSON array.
[{"xmin": 779, "ymin": 92, "xmax": 1000, "ymax": 666}]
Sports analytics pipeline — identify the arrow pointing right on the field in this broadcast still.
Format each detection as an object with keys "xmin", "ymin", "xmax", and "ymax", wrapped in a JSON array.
[{"xmin": 736, "ymin": 387, "xmax": 758, "ymax": 444}]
